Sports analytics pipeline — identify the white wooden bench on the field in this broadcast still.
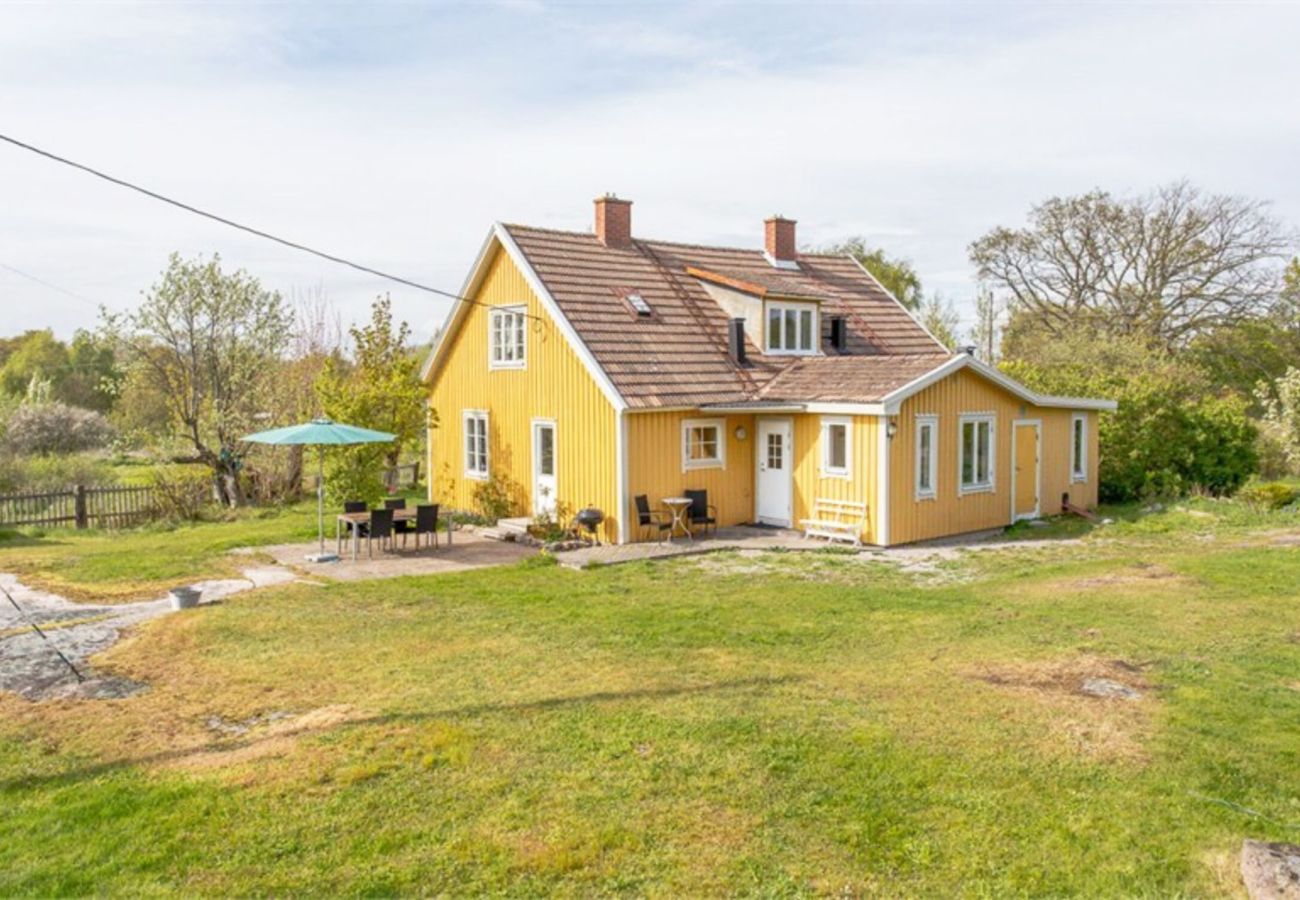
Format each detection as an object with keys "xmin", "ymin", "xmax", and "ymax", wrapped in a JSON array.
[{"xmin": 799, "ymin": 498, "xmax": 867, "ymax": 546}]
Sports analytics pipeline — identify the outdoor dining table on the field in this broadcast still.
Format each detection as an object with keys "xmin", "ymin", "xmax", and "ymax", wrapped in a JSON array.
[
  {"xmin": 661, "ymin": 496, "xmax": 694, "ymax": 542},
  {"xmin": 335, "ymin": 507, "xmax": 451, "ymax": 562}
]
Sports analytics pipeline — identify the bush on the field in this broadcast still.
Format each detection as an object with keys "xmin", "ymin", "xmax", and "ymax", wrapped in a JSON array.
[
  {"xmin": 1001, "ymin": 333, "xmax": 1258, "ymax": 501},
  {"xmin": 148, "ymin": 464, "xmax": 211, "ymax": 521},
  {"xmin": 1257, "ymin": 367, "xmax": 1300, "ymax": 477},
  {"xmin": 0, "ymin": 452, "xmax": 118, "ymax": 492},
  {"xmin": 1237, "ymin": 481, "xmax": 1299, "ymax": 511},
  {"xmin": 471, "ymin": 471, "xmax": 521, "ymax": 524},
  {"xmin": 4, "ymin": 402, "xmax": 114, "ymax": 456},
  {"xmin": 323, "ymin": 445, "xmax": 386, "ymax": 508}
]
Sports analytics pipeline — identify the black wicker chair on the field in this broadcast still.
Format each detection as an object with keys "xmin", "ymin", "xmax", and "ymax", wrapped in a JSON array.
[
  {"xmin": 412, "ymin": 504, "xmax": 440, "ymax": 551},
  {"xmin": 684, "ymin": 489, "xmax": 718, "ymax": 536},
  {"xmin": 634, "ymin": 495, "xmax": 671, "ymax": 543},
  {"xmin": 367, "ymin": 508, "xmax": 395, "ymax": 557},
  {"xmin": 385, "ymin": 497, "xmax": 412, "ymax": 541}
]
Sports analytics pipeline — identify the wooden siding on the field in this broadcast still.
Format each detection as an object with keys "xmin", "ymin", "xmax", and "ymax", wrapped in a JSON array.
[
  {"xmin": 427, "ymin": 246, "xmax": 620, "ymax": 540},
  {"xmin": 889, "ymin": 368, "xmax": 1100, "ymax": 544},
  {"xmin": 625, "ymin": 411, "xmax": 882, "ymax": 544}
]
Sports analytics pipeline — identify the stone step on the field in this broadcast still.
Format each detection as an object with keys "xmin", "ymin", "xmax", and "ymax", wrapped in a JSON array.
[{"xmin": 496, "ymin": 517, "xmax": 532, "ymax": 535}]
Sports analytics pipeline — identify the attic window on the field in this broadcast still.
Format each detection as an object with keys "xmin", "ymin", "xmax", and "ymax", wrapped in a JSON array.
[{"xmin": 627, "ymin": 293, "xmax": 652, "ymax": 316}]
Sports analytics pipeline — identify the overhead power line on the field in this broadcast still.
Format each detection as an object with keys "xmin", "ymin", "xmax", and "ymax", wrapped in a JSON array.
[
  {"xmin": 0, "ymin": 131, "xmax": 526, "ymax": 317},
  {"xmin": 0, "ymin": 261, "xmax": 103, "ymax": 310}
]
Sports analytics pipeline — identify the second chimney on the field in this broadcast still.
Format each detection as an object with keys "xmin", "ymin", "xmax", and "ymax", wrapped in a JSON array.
[
  {"xmin": 764, "ymin": 215, "xmax": 797, "ymax": 266},
  {"xmin": 594, "ymin": 194, "xmax": 633, "ymax": 248}
]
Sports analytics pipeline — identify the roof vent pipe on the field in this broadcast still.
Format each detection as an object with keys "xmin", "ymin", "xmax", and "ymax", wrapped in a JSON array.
[
  {"xmin": 960, "ymin": 344, "xmax": 978, "ymax": 357},
  {"xmin": 728, "ymin": 318, "xmax": 747, "ymax": 366}
]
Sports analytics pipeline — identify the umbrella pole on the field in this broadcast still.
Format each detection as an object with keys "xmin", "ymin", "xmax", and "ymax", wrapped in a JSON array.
[{"xmin": 317, "ymin": 445, "xmax": 326, "ymax": 555}]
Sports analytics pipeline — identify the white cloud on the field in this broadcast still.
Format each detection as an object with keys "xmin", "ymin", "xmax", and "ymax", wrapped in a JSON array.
[{"xmin": 0, "ymin": 1, "xmax": 1297, "ymax": 342}]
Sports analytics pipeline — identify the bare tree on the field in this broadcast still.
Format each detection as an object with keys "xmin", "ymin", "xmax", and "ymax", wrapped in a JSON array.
[{"xmin": 969, "ymin": 182, "xmax": 1292, "ymax": 347}]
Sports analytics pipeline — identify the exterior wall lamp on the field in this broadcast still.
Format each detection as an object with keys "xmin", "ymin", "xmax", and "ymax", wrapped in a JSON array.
[{"xmin": 886, "ymin": 417, "xmax": 898, "ymax": 439}]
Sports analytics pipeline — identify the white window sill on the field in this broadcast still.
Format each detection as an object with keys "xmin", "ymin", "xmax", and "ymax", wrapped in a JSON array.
[
  {"xmin": 1071, "ymin": 474, "xmax": 1088, "ymax": 484},
  {"xmin": 915, "ymin": 490, "xmax": 937, "ymax": 502},
  {"xmin": 464, "ymin": 470, "xmax": 489, "ymax": 481},
  {"xmin": 488, "ymin": 361, "xmax": 526, "ymax": 371},
  {"xmin": 820, "ymin": 468, "xmax": 851, "ymax": 480},
  {"xmin": 764, "ymin": 349, "xmax": 821, "ymax": 357},
  {"xmin": 683, "ymin": 461, "xmax": 724, "ymax": 472},
  {"xmin": 958, "ymin": 484, "xmax": 995, "ymax": 496}
]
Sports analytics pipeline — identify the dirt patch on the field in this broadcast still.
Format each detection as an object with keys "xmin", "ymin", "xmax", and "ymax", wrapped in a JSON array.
[
  {"xmin": 1057, "ymin": 562, "xmax": 1189, "ymax": 591},
  {"xmin": 967, "ymin": 655, "xmax": 1154, "ymax": 762},
  {"xmin": 162, "ymin": 704, "xmax": 366, "ymax": 773}
]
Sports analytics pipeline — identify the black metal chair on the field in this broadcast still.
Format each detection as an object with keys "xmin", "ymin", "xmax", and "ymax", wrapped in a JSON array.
[
  {"xmin": 685, "ymin": 489, "xmax": 718, "ymax": 536},
  {"xmin": 634, "ymin": 494, "xmax": 671, "ymax": 543},
  {"xmin": 367, "ymin": 507, "xmax": 395, "ymax": 557},
  {"xmin": 411, "ymin": 504, "xmax": 440, "ymax": 551},
  {"xmin": 386, "ymin": 497, "xmax": 412, "ymax": 541},
  {"xmin": 339, "ymin": 500, "xmax": 369, "ymax": 553}
]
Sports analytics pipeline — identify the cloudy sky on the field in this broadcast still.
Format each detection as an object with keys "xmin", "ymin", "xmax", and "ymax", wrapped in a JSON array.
[{"xmin": 2, "ymin": 1, "xmax": 1298, "ymax": 343}]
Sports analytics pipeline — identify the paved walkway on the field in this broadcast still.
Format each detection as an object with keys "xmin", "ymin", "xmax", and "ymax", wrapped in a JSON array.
[
  {"xmin": 560, "ymin": 526, "xmax": 850, "ymax": 568},
  {"xmin": 0, "ymin": 566, "xmax": 296, "ymax": 701},
  {"xmin": 260, "ymin": 529, "xmax": 536, "ymax": 581}
]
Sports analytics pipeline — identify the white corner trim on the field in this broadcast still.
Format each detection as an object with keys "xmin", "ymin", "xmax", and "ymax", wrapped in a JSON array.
[
  {"xmin": 421, "ymin": 225, "xmax": 498, "ymax": 384},
  {"xmin": 616, "ymin": 408, "xmax": 629, "ymax": 544},
  {"xmin": 876, "ymin": 414, "xmax": 890, "ymax": 547}
]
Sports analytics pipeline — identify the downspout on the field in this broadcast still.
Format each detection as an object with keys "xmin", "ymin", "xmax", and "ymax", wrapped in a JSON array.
[{"xmin": 616, "ymin": 408, "xmax": 629, "ymax": 544}]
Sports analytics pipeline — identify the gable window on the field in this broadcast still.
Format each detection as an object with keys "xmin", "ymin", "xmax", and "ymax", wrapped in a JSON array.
[
  {"xmin": 464, "ymin": 410, "xmax": 489, "ymax": 479},
  {"xmin": 1071, "ymin": 413, "xmax": 1088, "ymax": 482},
  {"xmin": 682, "ymin": 418, "xmax": 725, "ymax": 471},
  {"xmin": 489, "ymin": 306, "xmax": 527, "ymax": 369},
  {"xmin": 915, "ymin": 415, "xmax": 938, "ymax": 499},
  {"xmin": 820, "ymin": 416, "xmax": 851, "ymax": 478},
  {"xmin": 765, "ymin": 302, "xmax": 817, "ymax": 354},
  {"xmin": 958, "ymin": 414, "xmax": 995, "ymax": 494}
]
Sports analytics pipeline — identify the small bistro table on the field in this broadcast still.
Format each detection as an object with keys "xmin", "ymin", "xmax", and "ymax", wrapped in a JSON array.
[
  {"xmin": 661, "ymin": 496, "xmax": 694, "ymax": 542},
  {"xmin": 335, "ymin": 507, "xmax": 452, "ymax": 562}
]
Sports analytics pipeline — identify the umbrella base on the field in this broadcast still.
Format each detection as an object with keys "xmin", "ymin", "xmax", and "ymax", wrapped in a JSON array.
[{"xmin": 305, "ymin": 551, "xmax": 341, "ymax": 564}]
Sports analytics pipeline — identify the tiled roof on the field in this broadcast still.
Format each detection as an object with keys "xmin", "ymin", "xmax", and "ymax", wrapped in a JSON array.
[
  {"xmin": 503, "ymin": 224, "xmax": 948, "ymax": 410},
  {"xmin": 756, "ymin": 353, "xmax": 955, "ymax": 404},
  {"xmin": 684, "ymin": 266, "xmax": 837, "ymax": 301}
]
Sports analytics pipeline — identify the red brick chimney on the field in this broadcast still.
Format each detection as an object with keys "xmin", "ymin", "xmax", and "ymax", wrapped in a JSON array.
[
  {"xmin": 594, "ymin": 194, "xmax": 633, "ymax": 248},
  {"xmin": 764, "ymin": 215, "xmax": 797, "ymax": 266}
]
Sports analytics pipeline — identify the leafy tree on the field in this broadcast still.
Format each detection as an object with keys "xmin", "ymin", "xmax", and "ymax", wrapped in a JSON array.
[
  {"xmin": 1001, "ymin": 332, "xmax": 1257, "ymax": 500},
  {"xmin": 106, "ymin": 253, "xmax": 291, "ymax": 506},
  {"xmin": 0, "ymin": 330, "xmax": 68, "ymax": 398},
  {"xmin": 315, "ymin": 295, "xmax": 431, "ymax": 504},
  {"xmin": 970, "ymin": 182, "xmax": 1291, "ymax": 347},
  {"xmin": 61, "ymin": 330, "xmax": 121, "ymax": 413},
  {"xmin": 820, "ymin": 238, "xmax": 923, "ymax": 310},
  {"xmin": 918, "ymin": 294, "xmax": 960, "ymax": 350},
  {"xmin": 1256, "ymin": 366, "xmax": 1300, "ymax": 477}
]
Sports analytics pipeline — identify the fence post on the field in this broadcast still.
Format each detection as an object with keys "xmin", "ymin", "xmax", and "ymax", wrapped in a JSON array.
[{"xmin": 74, "ymin": 485, "xmax": 88, "ymax": 529}]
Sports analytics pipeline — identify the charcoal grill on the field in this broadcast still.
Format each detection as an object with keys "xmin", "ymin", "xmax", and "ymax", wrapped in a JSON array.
[{"xmin": 574, "ymin": 507, "xmax": 605, "ymax": 544}]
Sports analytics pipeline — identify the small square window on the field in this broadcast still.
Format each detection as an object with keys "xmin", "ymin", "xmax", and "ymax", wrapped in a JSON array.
[
  {"xmin": 820, "ymin": 417, "xmax": 851, "ymax": 478},
  {"xmin": 682, "ymin": 418, "xmax": 725, "ymax": 470}
]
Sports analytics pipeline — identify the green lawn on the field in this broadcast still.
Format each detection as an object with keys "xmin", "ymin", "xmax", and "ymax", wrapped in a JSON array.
[{"xmin": 2, "ymin": 500, "xmax": 1299, "ymax": 895}]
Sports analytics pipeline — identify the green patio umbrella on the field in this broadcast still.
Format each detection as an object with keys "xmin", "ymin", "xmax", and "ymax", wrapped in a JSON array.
[{"xmin": 242, "ymin": 417, "xmax": 396, "ymax": 562}]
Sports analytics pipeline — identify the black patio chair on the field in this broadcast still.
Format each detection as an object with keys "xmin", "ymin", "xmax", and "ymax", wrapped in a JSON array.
[
  {"xmin": 386, "ymin": 497, "xmax": 412, "ymax": 540},
  {"xmin": 685, "ymin": 488, "xmax": 718, "ymax": 536},
  {"xmin": 367, "ymin": 507, "xmax": 395, "ymax": 557},
  {"xmin": 634, "ymin": 494, "xmax": 671, "ymax": 543},
  {"xmin": 338, "ymin": 500, "xmax": 369, "ymax": 553},
  {"xmin": 411, "ymin": 504, "xmax": 440, "ymax": 551}
]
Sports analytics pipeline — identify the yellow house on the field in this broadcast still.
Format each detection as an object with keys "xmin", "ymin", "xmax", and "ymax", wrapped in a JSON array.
[{"xmin": 422, "ymin": 196, "xmax": 1115, "ymax": 546}]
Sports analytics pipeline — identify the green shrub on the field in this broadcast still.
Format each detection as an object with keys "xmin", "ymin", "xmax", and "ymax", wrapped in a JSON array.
[
  {"xmin": 0, "ymin": 452, "xmax": 118, "ymax": 492},
  {"xmin": 1237, "ymin": 481, "xmax": 1298, "ymax": 510},
  {"xmin": 471, "ymin": 471, "xmax": 521, "ymax": 524},
  {"xmin": 148, "ymin": 464, "xmax": 212, "ymax": 521}
]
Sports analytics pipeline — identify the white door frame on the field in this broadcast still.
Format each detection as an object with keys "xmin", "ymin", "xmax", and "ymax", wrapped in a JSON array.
[
  {"xmin": 1010, "ymin": 418, "xmax": 1041, "ymax": 523},
  {"xmin": 754, "ymin": 417, "xmax": 794, "ymax": 526},
  {"xmin": 531, "ymin": 418, "xmax": 557, "ymax": 517}
]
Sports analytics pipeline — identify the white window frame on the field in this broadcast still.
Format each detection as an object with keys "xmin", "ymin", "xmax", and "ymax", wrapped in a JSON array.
[
  {"xmin": 682, "ymin": 417, "xmax": 725, "ymax": 471},
  {"xmin": 1070, "ymin": 412, "xmax": 1088, "ymax": 483},
  {"xmin": 915, "ymin": 414, "xmax": 938, "ymax": 500},
  {"xmin": 463, "ymin": 409, "xmax": 489, "ymax": 480},
  {"xmin": 819, "ymin": 416, "xmax": 852, "ymax": 479},
  {"xmin": 488, "ymin": 305, "xmax": 527, "ymax": 370},
  {"xmin": 764, "ymin": 301, "xmax": 819, "ymax": 356},
  {"xmin": 958, "ymin": 413, "xmax": 996, "ymax": 495}
]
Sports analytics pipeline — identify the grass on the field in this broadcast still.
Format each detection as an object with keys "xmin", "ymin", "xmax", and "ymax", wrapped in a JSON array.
[{"xmin": 1, "ymin": 498, "xmax": 1299, "ymax": 895}]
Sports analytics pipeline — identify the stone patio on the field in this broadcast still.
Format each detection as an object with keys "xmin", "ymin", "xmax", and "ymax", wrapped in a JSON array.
[
  {"xmin": 260, "ymin": 529, "xmax": 537, "ymax": 581},
  {"xmin": 559, "ymin": 525, "xmax": 852, "ymax": 568}
]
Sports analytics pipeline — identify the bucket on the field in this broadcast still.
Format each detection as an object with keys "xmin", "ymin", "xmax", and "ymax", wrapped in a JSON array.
[{"xmin": 169, "ymin": 586, "xmax": 202, "ymax": 610}]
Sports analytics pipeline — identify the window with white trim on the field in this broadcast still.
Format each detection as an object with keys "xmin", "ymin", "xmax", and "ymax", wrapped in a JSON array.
[
  {"xmin": 765, "ymin": 302, "xmax": 817, "ymax": 354},
  {"xmin": 820, "ymin": 416, "xmax": 851, "ymax": 478},
  {"xmin": 682, "ymin": 418, "xmax": 725, "ymax": 470},
  {"xmin": 464, "ymin": 410, "xmax": 489, "ymax": 479},
  {"xmin": 959, "ymin": 414, "xmax": 995, "ymax": 493},
  {"xmin": 488, "ymin": 306, "xmax": 526, "ymax": 369},
  {"xmin": 915, "ymin": 415, "xmax": 938, "ymax": 499},
  {"xmin": 1071, "ymin": 413, "xmax": 1087, "ymax": 482}
]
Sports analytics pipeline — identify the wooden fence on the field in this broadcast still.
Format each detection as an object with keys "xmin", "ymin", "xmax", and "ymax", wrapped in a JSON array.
[
  {"xmin": 0, "ymin": 485, "xmax": 166, "ymax": 530},
  {"xmin": 382, "ymin": 462, "xmax": 421, "ymax": 491}
]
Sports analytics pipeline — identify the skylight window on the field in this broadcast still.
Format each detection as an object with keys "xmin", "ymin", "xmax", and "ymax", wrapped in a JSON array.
[{"xmin": 627, "ymin": 292, "xmax": 652, "ymax": 316}]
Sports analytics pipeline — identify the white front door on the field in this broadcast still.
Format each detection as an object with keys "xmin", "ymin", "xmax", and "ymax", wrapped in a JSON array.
[
  {"xmin": 532, "ymin": 420, "xmax": 556, "ymax": 517},
  {"xmin": 755, "ymin": 418, "xmax": 793, "ymax": 526}
]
